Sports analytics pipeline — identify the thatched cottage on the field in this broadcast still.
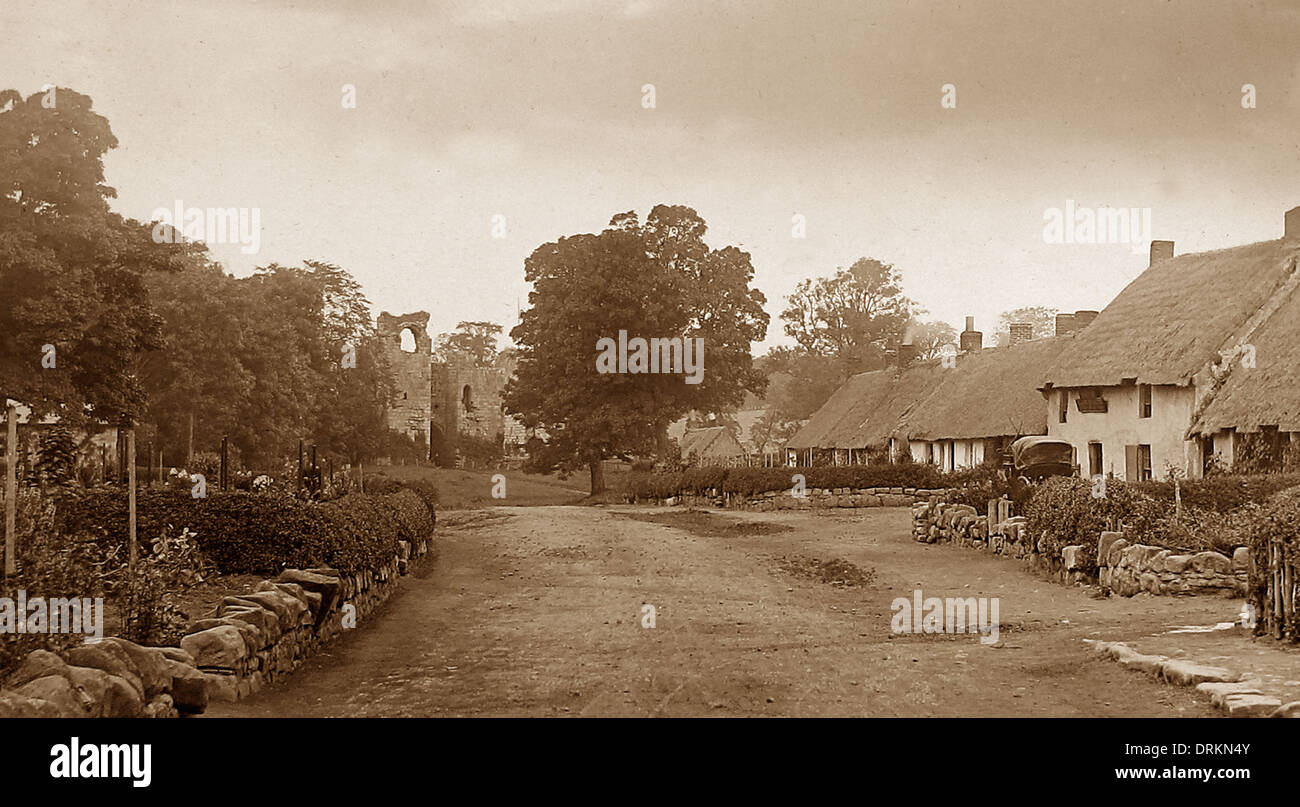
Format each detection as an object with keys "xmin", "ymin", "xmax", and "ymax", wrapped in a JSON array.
[
  {"xmin": 786, "ymin": 319, "xmax": 1066, "ymax": 469},
  {"xmin": 1040, "ymin": 207, "xmax": 1300, "ymax": 480}
]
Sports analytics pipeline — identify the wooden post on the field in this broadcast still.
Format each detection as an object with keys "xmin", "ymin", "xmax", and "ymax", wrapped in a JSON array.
[
  {"xmin": 310, "ymin": 444, "xmax": 318, "ymax": 493},
  {"xmin": 146, "ymin": 441, "xmax": 153, "ymax": 490},
  {"xmin": 358, "ymin": 459, "xmax": 364, "ymax": 494},
  {"xmin": 101, "ymin": 444, "xmax": 108, "ymax": 485},
  {"xmin": 297, "ymin": 439, "xmax": 303, "ymax": 494},
  {"xmin": 127, "ymin": 426, "xmax": 137, "ymax": 571},
  {"xmin": 4, "ymin": 402, "xmax": 17, "ymax": 577},
  {"xmin": 220, "ymin": 435, "xmax": 228, "ymax": 491},
  {"xmin": 158, "ymin": 449, "xmax": 164, "ymax": 484}
]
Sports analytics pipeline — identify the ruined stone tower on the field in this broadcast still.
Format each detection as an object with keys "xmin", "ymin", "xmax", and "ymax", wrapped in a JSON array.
[
  {"xmin": 377, "ymin": 311, "xmax": 433, "ymax": 448},
  {"xmin": 377, "ymin": 310, "xmax": 512, "ymax": 462}
]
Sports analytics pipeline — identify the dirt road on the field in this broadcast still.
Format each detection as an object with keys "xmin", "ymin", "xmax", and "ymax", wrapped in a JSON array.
[{"xmin": 213, "ymin": 505, "xmax": 1229, "ymax": 717}]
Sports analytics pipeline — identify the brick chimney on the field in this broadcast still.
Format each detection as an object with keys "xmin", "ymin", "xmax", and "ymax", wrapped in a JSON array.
[
  {"xmin": 1286, "ymin": 207, "xmax": 1300, "ymax": 240},
  {"xmin": 1150, "ymin": 240, "xmax": 1174, "ymax": 266},
  {"xmin": 1008, "ymin": 322, "xmax": 1033, "ymax": 346},
  {"xmin": 1072, "ymin": 309, "xmax": 1099, "ymax": 330},
  {"xmin": 959, "ymin": 316, "xmax": 983, "ymax": 352},
  {"xmin": 896, "ymin": 342, "xmax": 918, "ymax": 367},
  {"xmin": 1055, "ymin": 313, "xmax": 1076, "ymax": 336}
]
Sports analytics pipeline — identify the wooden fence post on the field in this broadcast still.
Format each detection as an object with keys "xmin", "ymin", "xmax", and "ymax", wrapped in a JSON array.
[
  {"xmin": 4, "ymin": 401, "xmax": 17, "ymax": 578},
  {"xmin": 127, "ymin": 426, "xmax": 137, "ymax": 571}
]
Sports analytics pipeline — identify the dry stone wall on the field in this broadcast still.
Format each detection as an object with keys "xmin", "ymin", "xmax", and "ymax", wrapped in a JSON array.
[
  {"xmin": 0, "ymin": 534, "xmax": 431, "ymax": 717},
  {"xmin": 910, "ymin": 497, "xmax": 1247, "ymax": 597}
]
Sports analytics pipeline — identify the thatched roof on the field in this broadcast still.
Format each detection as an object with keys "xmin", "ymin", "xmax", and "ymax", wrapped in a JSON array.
[
  {"xmin": 1044, "ymin": 239, "xmax": 1300, "ymax": 388},
  {"xmin": 785, "ymin": 363, "xmax": 947, "ymax": 450},
  {"xmin": 902, "ymin": 338, "xmax": 1066, "ymax": 440},
  {"xmin": 1192, "ymin": 280, "xmax": 1300, "ymax": 433},
  {"xmin": 680, "ymin": 426, "xmax": 745, "ymax": 458},
  {"xmin": 787, "ymin": 338, "xmax": 1066, "ymax": 450}
]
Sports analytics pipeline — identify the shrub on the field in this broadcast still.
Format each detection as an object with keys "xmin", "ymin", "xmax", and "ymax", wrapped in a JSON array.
[
  {"xmin": 618, "ymin": 464, "xmax": 997, "ymax": 501},
  {"xmin": 1127, "ymin": 474, "xmax": 1300, "ymax": 514},
  {"xmin": 0, "ymin": 490, "xmax": 108, "ymax": 672},
  {"xmin": 55, "ymin": 487, "xmax": 435, "ymax": 576},
  {"xmin": 1023, "ymin": 477, "xmax": 1149, "ymax": 574}
]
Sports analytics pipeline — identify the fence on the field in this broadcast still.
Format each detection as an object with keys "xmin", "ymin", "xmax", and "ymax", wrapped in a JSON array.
[{"xmin": 1258, "ymin": 535, "xmax": 1297, "ymax": 640}]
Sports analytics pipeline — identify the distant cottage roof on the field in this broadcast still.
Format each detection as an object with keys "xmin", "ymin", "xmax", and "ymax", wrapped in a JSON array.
[
  {"xmin": 785, "ymin": 362, "xmax": 949, "ymax": 450},
  {"xmin": 902, "ymin": 338, "xmax": 1065, "ymax": 441},
  {"xmin": 680, "ymin": 426, "xmax": 745, "ymax": 458},
  {"xmin": 1043, "ymin": 239, "xmax": 1300, "ymax": 389}
]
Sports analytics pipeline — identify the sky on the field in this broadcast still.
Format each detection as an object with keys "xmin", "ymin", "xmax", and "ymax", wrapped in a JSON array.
[{"xmin": 4, "ymin": 0, "xmax": 1300, "ymax": 353}]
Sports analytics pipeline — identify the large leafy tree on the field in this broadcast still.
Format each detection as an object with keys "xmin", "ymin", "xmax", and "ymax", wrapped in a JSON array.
[
  {"xmin": 0, "ymin": 87, "xmax": 182, "ymax": 575},
  {"xmin": 780, "ymin": 257, "xmax": 913, "ymax": 374},
  {"xmin": 505, "ymin": 205, "xmax": 768, "ymax": 493},
  {"xmin": 0, "ymin": 87, "xmax": 181, "ymax": 423}
]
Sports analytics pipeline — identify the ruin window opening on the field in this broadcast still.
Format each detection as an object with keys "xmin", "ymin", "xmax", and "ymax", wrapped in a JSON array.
[{"xmin": 400, "ymin": 327, "xmax": 418, "ymax": 353}]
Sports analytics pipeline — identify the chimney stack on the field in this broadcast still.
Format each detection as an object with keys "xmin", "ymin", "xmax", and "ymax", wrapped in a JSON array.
[
  {"xmin": 1008, "ymin": 322, "xmax": 1033, "ymax": 346},
  {"xmin": 896, "ymin": 342, "xmax": 918, "ymax": 368},
  {"xmin": 1286, "ymin": 207, "xmax": 1300, "ymax": 240},
  {"xmin": 1055, "ymin": 313, "xmax": 1076, "ymax": 336},
  {"xmin": 1072, "ymin": 309, "xmax": 1099, "ymax": 330},
  {"xmin": 1150, "ymin": 240, "xmax": 1174, "ymax": 266},
  {"xmin": 959, "ymin": 316, "xmax": 983, "ymax": 353}
]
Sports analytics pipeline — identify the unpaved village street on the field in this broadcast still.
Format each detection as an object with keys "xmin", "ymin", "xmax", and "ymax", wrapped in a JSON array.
[{"xmin": 214, "ymin": 505, "xmax": 1230, "ymax": 717}]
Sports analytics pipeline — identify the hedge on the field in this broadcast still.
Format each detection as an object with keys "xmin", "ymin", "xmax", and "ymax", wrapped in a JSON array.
[
  {"xmin": 620, "ymin": 464, "xmax": 990, "ymax": 500},
  {"xmin": 1127, "ymin": 474, "xmax": 1300, "ymax": 513},
  {"xmin": 55, "ymin": 488, "xmax": 435, "ymax": 576}
]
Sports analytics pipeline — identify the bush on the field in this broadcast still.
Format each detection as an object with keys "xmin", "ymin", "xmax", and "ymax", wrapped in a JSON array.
[
  {"xmin": 618, "ymin": 464, "xmax": 994, "ymax": 501},
  {"xmin": 1127, "ymin": 474, "xmax": 1300, "ymax": 514},
  {"xmin": 0, "ymin": 491, "xmax": 107, "ymax": 672},
  {"xmin": 55, "ymin": 487, "xmax": 435, "ymax": 576},
  {"xmin": 1023, "ymin": 477, "xmax": 1149, "ymax": 574}
]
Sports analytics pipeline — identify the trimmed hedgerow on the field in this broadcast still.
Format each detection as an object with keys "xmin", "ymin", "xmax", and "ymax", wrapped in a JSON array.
[
  {"xmin": 1127, "ymin": 474, "xmax": 1300, "ymax": 514},
  {"xmin": 620, "ymin": 464, "xmax": 991, "ymax": 500},
  {"xmin": 56, "ymin": 488, "xmax": 434, "ymax": 576}
]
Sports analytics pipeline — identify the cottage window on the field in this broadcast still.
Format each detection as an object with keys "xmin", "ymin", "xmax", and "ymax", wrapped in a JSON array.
[
  {"xmin": 1088, "ymin": 442, "xmax": 1103, "ymax": 477},
  {"xmin": 1138, "ymin": 384, "xmax": 1152, "ymax": 419},
  {"xmin": 1138, "ymin": 444, "xmax": 1152, "ymax": 480},
  {"xmin": 1075, "ymin": 387, "xmax": 1109, "ymax": 414},
  {"xmin": 1059, "ymin": 390, "xmax": 1068, "ymax": 423}
]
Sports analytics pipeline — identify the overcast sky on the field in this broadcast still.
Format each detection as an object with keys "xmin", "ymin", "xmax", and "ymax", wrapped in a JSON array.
[{"xmin": 5, "ymin": 0, "xmax": 1300, "ymax": 352}]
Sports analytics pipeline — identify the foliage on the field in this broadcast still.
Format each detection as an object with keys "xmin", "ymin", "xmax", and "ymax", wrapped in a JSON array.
[
  {"xmin": 993, "ymin": 305, "xmax": 1058, "ymax": 346},
  {"xmin": 434, "ymin": 321, "xmax": 503, "ymax": 366},
  {"xmin": 1022, "ymin": 477, "xmax": 1146, "ymax": 574},
  {"xmin": 907, "ymin": 320, "xmax": 958, "ymax": 360},
  {"xmin": 31, "ymin": 427, "xmax": 77, "ymax": 490},
  {"xmin": 56, "ymin": 487, "xmax": 434, "ymax": 575},
  {"xmin": 108, "ymin": 526, "xmax": 209, "ymax": 646},
  {"xmin": 0, "ymin": 490, "xmax": 107, "ymax": 672},
  {"xmin": 619, "ymin": 463, "xmax": 990, "ymax": 500},
  {"xmin": 780, "ymin": 257, "xmax": 913, "ymax": 373},
  {"xmin": 506, "ymin": 205, "xmax": 769, "ymax": 493}
]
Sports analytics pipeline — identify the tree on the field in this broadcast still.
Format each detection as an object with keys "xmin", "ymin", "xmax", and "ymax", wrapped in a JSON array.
[
  {"xmin": 505, "ymin": 206, "xmax": 768, "ymax": 493},
  {"xmin": 434, "ymin": 321, "xmax": 502, "ymax": 366},
  {"xmin": 0, "ymin": 87, "xmax": 182, "ymax": 575},
  {"xmin": 780, "ymin": 257, "xmax": 913, "ymax": 374},
  {"xmin": 994, "ymin": 306, "xmax": 1058, "ymax": 346},
  {"xmin": 907, "ymin": 320, "xmax": 958, "ymax": 360}
]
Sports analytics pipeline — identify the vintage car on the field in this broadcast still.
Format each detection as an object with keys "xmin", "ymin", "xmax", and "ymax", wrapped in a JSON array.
[{"xmin": 1008, "ymin": 436, "xmax": 1078, "ymax": 481}]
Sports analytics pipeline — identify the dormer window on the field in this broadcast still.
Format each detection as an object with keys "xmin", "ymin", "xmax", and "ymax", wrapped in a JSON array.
[{"xmin": 1076, "ymin": 387, "xmax": 1109, "ymax": 414}]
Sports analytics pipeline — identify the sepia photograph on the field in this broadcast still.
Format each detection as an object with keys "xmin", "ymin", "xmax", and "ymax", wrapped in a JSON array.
[{"xmin": 1, "ymin": 0, "xmax": 1296, "ymax": 789}]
